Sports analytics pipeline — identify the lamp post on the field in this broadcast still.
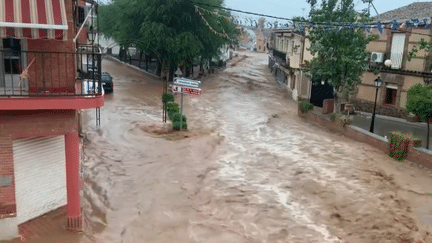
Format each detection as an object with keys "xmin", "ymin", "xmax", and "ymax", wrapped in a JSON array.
[
  {"xmin": 369, "ymin": 76, "xmax": 383, "ymax": 133},
  {"xmin": 87, "ymin": 28, "xmax": 96, "ymax": 44}
]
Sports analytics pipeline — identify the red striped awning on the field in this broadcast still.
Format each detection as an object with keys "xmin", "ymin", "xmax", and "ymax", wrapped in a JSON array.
[{"xmin": 0, "ymin": 0, "xmax": 68, "ymax": 40}]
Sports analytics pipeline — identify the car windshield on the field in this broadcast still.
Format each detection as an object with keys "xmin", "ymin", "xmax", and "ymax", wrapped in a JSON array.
[{"xmin": 102, "ymin": 75, "xmax": 111, "ymax": 81}]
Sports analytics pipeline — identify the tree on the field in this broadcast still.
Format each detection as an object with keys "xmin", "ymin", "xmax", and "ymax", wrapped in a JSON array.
[
  {"xmin": 305, "ymin": 0, "xmax": 378, "ymax": 112},
  {"xmin": 98, "ymin": 0, "xmax": 238, "ymax": 80},
  {"xmin": 408, "ymin": 38, "xmax": 432, "ymax": 71},
  {"xmin": 406, "ymin": 84, "xmax": 432, "ymax": 149}
]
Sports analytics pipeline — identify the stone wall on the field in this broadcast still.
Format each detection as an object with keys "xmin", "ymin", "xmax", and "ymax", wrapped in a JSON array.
[
  {"xmin": 298, "ymin": 108, "xmax": 432, "ymax": 169},
  {"xmin": 351, "ymin": 98, "xmax": 409, "ymax": 119}
]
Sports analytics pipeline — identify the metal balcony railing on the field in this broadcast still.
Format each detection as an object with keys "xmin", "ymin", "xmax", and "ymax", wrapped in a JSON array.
[
  {"xmin": 272, "ymin": 49, "xmax": 287, "ymax": 64},
  {"xmin": 0, "ymin": 46, "xmax": 102, "ymax": 97}
]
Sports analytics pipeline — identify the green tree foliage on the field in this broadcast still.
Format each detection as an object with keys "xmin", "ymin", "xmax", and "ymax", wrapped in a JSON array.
[
  {"xmin": 305, "ymin": 0, "xmax": 378, "ymax": 111},
  {"xmin": 98, "ymin": 0, "xmax": 238, "ymax": 77},
  {"xmin": 408, "ymin": 38, "xmax": 432, "ymax": 71},
  {"xmin": 406, "ymin": 83, "xmax": 432, "ymax": 149}
]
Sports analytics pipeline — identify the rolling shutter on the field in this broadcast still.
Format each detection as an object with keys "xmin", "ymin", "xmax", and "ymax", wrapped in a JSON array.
[
  {"xmin": 390, "ymin": 33, "xmax": 405, "ymax": 69},
  {"xmin": 13, "ymin": 136, "xmax": 66, "ymax": 224}
]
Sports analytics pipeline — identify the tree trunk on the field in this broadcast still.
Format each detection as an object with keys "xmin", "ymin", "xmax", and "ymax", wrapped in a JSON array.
[
  {"xmin": 145, "ymin": 54, "xmax": 149, "ymax": 71},
  {"xmin": 119, "ymin": 45, "xmax": 126, "ymax": 61},
  {"xmin": 427, "ymin": 117, "xmax": 430, "ymax": 150},
  {"xmin": 185, "ymin": 59, "xmax": 191, "ymax": 77},
  {"xmin": 138, "ymin": 51, "xmax": 143, "ymax": 68},
  {"xmin": 156, "ymin": 59, "xmax": 162, "ymax": 77},
  {"xmin": 168, "ymin": 61, "xmax": 176, "ymax": 82},
  {"xmin": 333, "ymin": 87, "xmax": 339, "ymax": 113},
  {"xmin": 199, "ymin": 57, "xmax": 204, "ymax": 75}
]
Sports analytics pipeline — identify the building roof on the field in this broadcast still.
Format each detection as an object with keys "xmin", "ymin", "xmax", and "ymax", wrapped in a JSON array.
[{"xmin": 373, "ymin": 2, "xmax": 432, "ymax": 22}]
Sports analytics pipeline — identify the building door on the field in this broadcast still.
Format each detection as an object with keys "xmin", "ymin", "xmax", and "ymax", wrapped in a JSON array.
[
  {"xmin": 277, "ymin": 69, "xmax": 286, "ymax": 86},
  {"xmin": 384, "ymin": 87, "xmax": 397, "ymax": 105},
  {"xmin": 13, "ymin": 136, "xmax": 67, "ymax": 224},
  {"xmin": 0, "ymin": 38, "xmax": 28, "ymax": 93},
  {"xmin": 310, "ymin": 79, "xmax": 334, "ymax": 107}
]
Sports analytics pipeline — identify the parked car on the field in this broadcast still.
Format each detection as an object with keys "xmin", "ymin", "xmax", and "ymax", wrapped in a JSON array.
[
  {"xmin": 101, "ymin": 72, "xmax": 113, "ymax": 93},
  {"xmin": 80, "ymin": 62, "xmax": 99, "ymax": 79},
  {"xmin": 82, "ymin": 79, "xmax": 104, "ymax": 95}
]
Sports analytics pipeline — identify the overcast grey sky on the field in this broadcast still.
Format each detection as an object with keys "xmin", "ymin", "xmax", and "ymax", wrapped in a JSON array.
[{"xmin": 224, "ymin": 0, "xmax": 426, "ymax": 22}]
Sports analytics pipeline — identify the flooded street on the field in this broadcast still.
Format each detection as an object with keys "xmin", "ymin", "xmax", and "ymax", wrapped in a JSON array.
[{"xmin": 80, "ymin": 51, "xmax": 432, "ymax": 243}]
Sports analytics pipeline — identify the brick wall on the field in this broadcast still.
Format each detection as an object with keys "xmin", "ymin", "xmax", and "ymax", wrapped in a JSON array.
[
  {"xmin": 299, "ymin": 109, "xmax": 432, "ymax": 169},
  {"xmin": 0, "ymin": 110, "xmax": 78, "ymax": 219},
  {"xmin": 351, "ymin": 98, "xmax": 409, "ymax": 119},
  {"xmin": 24, "ymin": 0, "xmax": 91, "ymax": 94},
  {"xmin": 0, "ymin": 136, "xmax": 16, "ymax": 218}
]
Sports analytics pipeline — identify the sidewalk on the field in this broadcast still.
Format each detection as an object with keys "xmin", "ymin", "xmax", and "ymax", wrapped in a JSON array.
[
  {"xmin": 351, "ymin": 112, "xmax": 432, "ymax": 150},
  {"xmin": 0, "ymin": 206, "xmax": 84, "ymax": 243}
]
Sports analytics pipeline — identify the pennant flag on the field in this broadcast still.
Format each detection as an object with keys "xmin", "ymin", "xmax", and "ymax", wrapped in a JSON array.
[
  {"xmin": 424, "ymin": 18, "xmax": 432, "ymax": 29},
  {"xmin": 405, "ymin": 20, "xmax": 412, "ymax": 29},
  {"xmin": 391, "ymin": 20, "xmax": 399, "ymax": 30},
  {"xmin": 359, "ymin": 23, "xmax": 369, "ymax": 32},
  {"xmin": 412, "ymin": 18, "xmax": 420, "ymax": 28},
  {"xmin": 376, "ymin": 21, "xmax": 383, "ymax": 34}
]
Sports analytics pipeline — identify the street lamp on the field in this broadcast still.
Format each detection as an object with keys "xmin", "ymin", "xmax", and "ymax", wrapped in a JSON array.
[
  {"xmin": 369, "ymin": 76, "xmax": 383, "ymax": 133},
  {"xmin": 87, "ymin": 28, "xmax": 96, "ymax": 44},
  {"xmin": 384, "ymin": 59, "xmax": 392, "ymax": 68}
]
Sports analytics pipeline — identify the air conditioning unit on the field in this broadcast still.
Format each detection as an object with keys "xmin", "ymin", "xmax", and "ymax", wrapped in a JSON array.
[{"xmin": 371, "ymin": 52, "xmax": 385, "ymax": 63}]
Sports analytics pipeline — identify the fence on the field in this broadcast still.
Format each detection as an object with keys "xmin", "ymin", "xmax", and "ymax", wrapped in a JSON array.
[{"xmin": 0, "ymin": 47, "xmax": 102, "ymax": 96}]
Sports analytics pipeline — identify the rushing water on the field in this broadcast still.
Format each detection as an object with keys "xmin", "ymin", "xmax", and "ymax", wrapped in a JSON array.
[{"xmin": 78, "ymin": 52, "xmax": 432, "ymax": 243}]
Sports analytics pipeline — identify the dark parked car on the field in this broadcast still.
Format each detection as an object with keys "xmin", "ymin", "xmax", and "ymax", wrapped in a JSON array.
[{"xmin": 101, "ymin": 72, "xmax": 113, "ymax": 93}]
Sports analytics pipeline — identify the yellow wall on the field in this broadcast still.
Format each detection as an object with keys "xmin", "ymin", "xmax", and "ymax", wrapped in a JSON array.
[
  {"xmin": 356, "ymin": 85, "xmax": 376, "ymax": 101},
  {"xmin": 399, "ymin": 91, "xmax": 407, "ymax": 108},
  {"xmin": 409, "ymin": 29, "xmax": 432, "ymax": 43},
  {"xmin": 402, "ymin": 76, "xmax": 424, "ymax": 91},
  {"xmin": 405, "ymin": 58, "xmax": 424, "ymax": 72},
  {"xmin": 367, "ymin": 41, "xmax": 386, "ymax": 52}
]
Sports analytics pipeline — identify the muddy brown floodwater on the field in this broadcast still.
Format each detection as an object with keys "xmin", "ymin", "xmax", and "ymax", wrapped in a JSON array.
[{"xmin": 80, "ymin": 51, "xmax": 432, "ymax": 243}]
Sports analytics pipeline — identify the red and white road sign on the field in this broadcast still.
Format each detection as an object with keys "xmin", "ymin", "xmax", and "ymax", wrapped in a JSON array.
[{"xmin": 172, "ymin": 85, "xmax": 201, "ymax": 96}]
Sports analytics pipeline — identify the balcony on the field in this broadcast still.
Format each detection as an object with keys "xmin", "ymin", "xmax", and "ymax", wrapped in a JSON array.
[
  {"xmin": 0, "ymin": 46, "xmax": 104, "ymax": 110},
  {"xmin": 272, "ymin": 49, "xmax": 287, "ymax": 66}
]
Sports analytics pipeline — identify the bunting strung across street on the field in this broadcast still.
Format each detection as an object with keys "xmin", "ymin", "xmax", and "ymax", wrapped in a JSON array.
[
  {"xmin": 228, "ymin": 13, "xmax": 432, "ymax": 36},
  {"xmin": 195, "ymin": 6, "xmax": 229, "ymax": 38}
]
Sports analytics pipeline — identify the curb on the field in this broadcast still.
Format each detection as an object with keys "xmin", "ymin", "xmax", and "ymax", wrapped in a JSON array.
[{"xmin": 103, "ymin": 55, "xmax": 163, "ymax": 80}]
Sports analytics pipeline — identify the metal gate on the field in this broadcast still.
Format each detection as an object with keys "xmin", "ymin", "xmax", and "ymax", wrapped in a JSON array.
[
  {"xmin": 13, "ymin": 136, "xmax": 67, "ymax": 224},
  {"xmin": 310, "ymin": 79, "xmax": 334, "ymax": 107}
]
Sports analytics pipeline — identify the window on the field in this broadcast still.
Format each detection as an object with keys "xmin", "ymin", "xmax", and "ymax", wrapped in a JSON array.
[
  {"xmin": 390, "ymin": 33, "xmax": 405, "ymax": 69},
  {"xmin": 3, "ymin": 38, "xmax": 21, "ymax": 75},
  {"xmin": 75, "ymin": 6, "xmax": 85, "ymax": 25}
]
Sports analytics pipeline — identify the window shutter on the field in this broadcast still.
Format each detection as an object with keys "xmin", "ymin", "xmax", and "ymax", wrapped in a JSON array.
[{"xmin": 390, "ymin": 33, "xmax": 405, "ymax": 69}]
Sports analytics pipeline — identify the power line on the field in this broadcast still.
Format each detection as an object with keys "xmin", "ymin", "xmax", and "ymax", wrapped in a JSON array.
[
  {"xmin": 190, "ymin": 0, "xmax": 293, "ymax": 21},
  {"xmin": 192, "ymin": 0, "xmax": 432, "ymax": 37},
  {"xmin": 190, "ymin": 0, "xmax": 383, "ymax": 26}
]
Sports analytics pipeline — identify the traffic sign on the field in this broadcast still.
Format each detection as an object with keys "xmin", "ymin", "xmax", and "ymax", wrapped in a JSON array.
[
  {"xmin": 172, "ymin": 85, "xmax": 201, "ymax": 96},
  {"xmin": 173, "ymin": 78, "xmax": 201, "ymax": 88}
]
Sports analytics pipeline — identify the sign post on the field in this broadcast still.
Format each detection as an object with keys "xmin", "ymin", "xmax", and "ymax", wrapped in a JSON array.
[{"xmin": 172, "ymin": 78, "xmax": 202, "ymax": 131}]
